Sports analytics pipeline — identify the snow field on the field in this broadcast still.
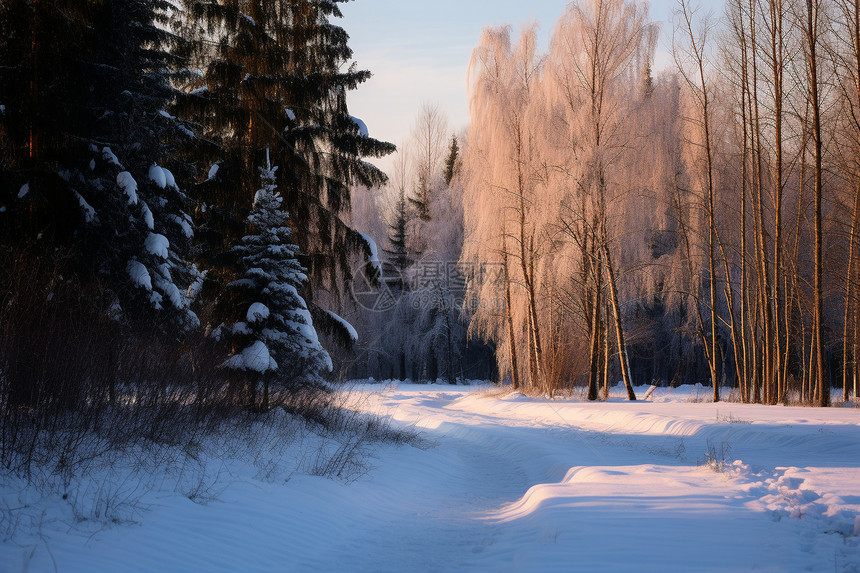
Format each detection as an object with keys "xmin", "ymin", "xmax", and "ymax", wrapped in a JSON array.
[
  {"xmin": 1, "ymin": 383, "xmax": 858, "ymax": 572},
  {"xmin": 336, "ymin": 383, "xmax": 860, "ymax": 572}
]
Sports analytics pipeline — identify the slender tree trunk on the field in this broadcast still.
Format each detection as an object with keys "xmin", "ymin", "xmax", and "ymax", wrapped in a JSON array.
[
  {"xmin": 515, "ymin": 125, "xmax": 543, "ymax": 390},
  {"xmin": 729, "ymin": 0, "xmax": 752, "ymax": 403},
  {"xmin": 855, "ymin": 291, "xmax": 860, "ymax": 398},
  {"xmin": 588, "ymin": 251, "xmax": 602, "ymax": 401},
  {"xmin": 852, "ymin": 0, "xmax": 860, "ymax": 401},
  {"xmin": 804, "ymin": 0, "xmax": 828, "ymax": 406},
  {"xmin": 502, "ymin": 237, "xmax": 520, "ymax": 390},
  {"xmin": 752, "ymin": 23, "xmax": 775, "ymax": 405},
  {"xmin": 603, "ymin": 241, "xmax": 636, "ymax": 400},
  {"xmin": 603, "ymin": 301, "xmax": 611, "ymax": 400},
  {"xmin": 768, "ymin": 0, "xmax": 786, "ymax": 403},
  {"xmin": 844, "ymin": 182, "xmax": 860, "ymax": 401},
  {"xmin": 678, "ymin": 0, "xmax": 721, "ymax": 400},
  {"xmin": 740, "ymin": 45, "xmax": 751, "ymax": 403},
  {"xmin": 791, "ymin": 110, "xmax": 810, "ymax": 402},
  {"xmin": 703, "ymin": 84, "xmax": 720, "ymax": 403},
  {"xmin": 29, "ymin": 0, "xmax": 39, "ymax": 163}
]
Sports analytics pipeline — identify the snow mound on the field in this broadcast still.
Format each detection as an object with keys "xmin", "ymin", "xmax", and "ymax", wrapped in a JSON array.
[
  {"xmin": 223, "ymin": 341, "xmax": 277, "ymax": 372},
  {"xmin": 247, "ymin": 302, "xmax": 270, "ymax": 324},
  {"xmin": 350, "ymin": 115, "xmax": 369, "ymax": 137},
  {"xmin": 155, "ymin": 276, "xmax": 183, "ymax": 309},
  {"xmin": 102, "ymin": 147, "xmax": 122, "ymax": 167},
  {"xmin": 141, "ymin": 202, "xmax": 154, "ymax": 230},
  {"xmin": 173, "ymin": 215, "xmax": 193, "ymax": 238},
  {"xmin": 144, "ymin": 233, "xmax": 169, "ymax": 259},
  {"xmin": 207, "ymin": 162, "xmax": 220, "ymax": 181},
  {"xmin": 163, "ymin": 167, "xmax": 176, "ymax": 189},
  {"xmin": 357, "ymin": 231, "xmax": 382, "ymax": 276},
  {"xmin": 74, "ymin": 191, "xmax": 96, "ymax": 223},
  {"xmin": 117, "ymin": 171, "xmax": 138, "ymax": 204},
  {"xmin": 127, "ymin": 260, "xmax": 152, "ymax": 291},
  {"xmin": 18, "ymin": 183, "xmax": 29, "ymax": 198},
  {"xmin": 149, "ymin": 165, "xmax": 167, "ymax": 189},
  {"xmin": 232, "ymin": 322, "xmax": 251, "ymax": 336}
]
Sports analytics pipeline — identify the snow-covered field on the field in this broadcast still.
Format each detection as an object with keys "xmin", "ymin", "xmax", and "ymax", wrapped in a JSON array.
[{"xmin": 3, "ymin": 382, "xmax": 860, "ymax": 572}]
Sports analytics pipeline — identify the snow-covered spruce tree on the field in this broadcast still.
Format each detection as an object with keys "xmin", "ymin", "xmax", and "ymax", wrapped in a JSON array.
[
  {"xmin": 176, "ymin": 0, "xmax": 394, "ymax": 355},
  {"xmin": 223, "ymin": 155, "xmax": 331, "ymax": 409},
  {"xmin": 0, "ymin": 0, "xmax": 199, "ymax": 416}
]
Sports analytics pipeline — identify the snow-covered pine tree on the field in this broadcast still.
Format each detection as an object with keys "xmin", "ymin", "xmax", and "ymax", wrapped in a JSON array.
[
  {"xmin": 176, "ymin": 0, "xmax": 394, "ymax": 351},
  {"xmin": 223, "ymin": 153, "xmax": 331, "ymax": 409}
]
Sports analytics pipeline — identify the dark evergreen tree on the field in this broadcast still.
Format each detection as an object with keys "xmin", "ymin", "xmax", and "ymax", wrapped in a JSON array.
[
  {"xmin": 641, "ymin": 59, "xmax": 654, "ymax": 101},
  {"xmin": 384, "ymin": 187, "xmax": 413, "ymax": 276},
  {"xmin": 0, "ymin": 0, "xmax": 198, "ymax": 325},
  {"xmin": 176, "ymin": 0, "xmax": 395, "ymax": 351},
  {"xmin": 408, "ymin": 174, "xmax": 432, "ymax": 222},
  {"xmin": 444, "ymin": 135, "xmax": 460, "ymax": 186},
  {"xmin": 0, "ymin": 0, "xmax": 199, "ymax": 412}
]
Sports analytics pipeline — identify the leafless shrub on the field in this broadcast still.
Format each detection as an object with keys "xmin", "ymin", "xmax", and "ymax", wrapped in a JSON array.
[
  {"xmin": 700, "ymin": 440, "xmax": 732, "ymax": 472},
  {"xmin": 0, "ymin": 244, "xmax": 418, "ymax": 542},
  {"xmin": 715, "ymin": 410, "xmax": 753, "ymax": 424}
]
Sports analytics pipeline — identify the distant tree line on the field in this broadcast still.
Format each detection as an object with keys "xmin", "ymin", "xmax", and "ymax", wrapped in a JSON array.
[
  {"xmin": 0, "ymin": 0, "xmax": 392, "ymax": 469},
  {"xmin": 461, "ymin": 0, "xmax": 860, "ymax": 405}
]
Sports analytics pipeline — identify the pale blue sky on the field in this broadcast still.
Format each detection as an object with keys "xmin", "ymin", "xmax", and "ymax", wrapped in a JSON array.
[{"xmin": 338, "ymin": 0, "xmax": 680, "ymax": 172}]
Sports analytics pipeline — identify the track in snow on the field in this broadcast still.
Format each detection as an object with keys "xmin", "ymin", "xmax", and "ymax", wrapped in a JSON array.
[{"xmin": 314, "ymin": 384, "xmax": 860, "ymax": 572}]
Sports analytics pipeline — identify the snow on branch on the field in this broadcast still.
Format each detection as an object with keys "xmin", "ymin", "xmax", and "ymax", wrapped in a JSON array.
[
  {"xmin": 222, "ymin": 341, "xmax": 278, "ymax": 372},
  {"xmin": 325, "ymin": 310, "xmax": 358, "ymax": 343},
  {"xmin": 357, "ymin": 231, "xmax": 381, "ymax": 276},
  {"xmin": 350, "ymin": 115, "xmax": 369, "ymax": 137}
]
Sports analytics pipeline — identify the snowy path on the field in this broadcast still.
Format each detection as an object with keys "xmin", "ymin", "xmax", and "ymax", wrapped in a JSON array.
[
  {"xmin": 3, "ymin": 383, "xmax": 860, "ymax": 572},
  {"xmin": 310, "ymin": 384, "xmax": 860, "ymax": 572}
]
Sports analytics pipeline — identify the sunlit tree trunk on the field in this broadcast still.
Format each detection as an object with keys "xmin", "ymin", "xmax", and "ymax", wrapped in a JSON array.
[
  {"xmin": 588, "ymin": 246, "xmax": 602, "ymax": 401},
  {"xmin": 844, "ymin": 185, "xmax": 860, "ymax": 401},
  {"xmin": 801, "ymin": 0, "xmax": 828, "ymax": 406},
  {"xmin": 675, "ymin": 0, "xmax": 720, "ymax": 401},
  {"xmin": 766, "ymin": 0, "xmax": 786, "ymax": 403},
  {"xmin": 503, "ymin": 238, "xmax": 521, "ymax": 390}
]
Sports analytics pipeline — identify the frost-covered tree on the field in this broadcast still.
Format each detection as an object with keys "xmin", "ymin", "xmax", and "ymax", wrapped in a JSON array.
[
  {"xmin": 223, "ymin": 154, "xmax": 331, "ymax": 408},
  {"xmin": 462, "ymin": 4, "xmax": 662, "ymax": 398},
  {"xmin": 464, "ymin": 24, "xmax": 549, "ymax": 391},
  {"xmin": 547, "ymin": 0, "xmax": 657, "ymax": 400},
  {"xmin": 408, "ymin": 103, "xmax": 448, "ymax": 222}
]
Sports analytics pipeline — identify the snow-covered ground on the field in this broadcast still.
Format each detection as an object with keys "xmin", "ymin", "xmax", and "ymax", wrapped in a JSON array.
[{"xmin": 3, "ymin": 382, "xmax": 859, "ymax": 572}]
